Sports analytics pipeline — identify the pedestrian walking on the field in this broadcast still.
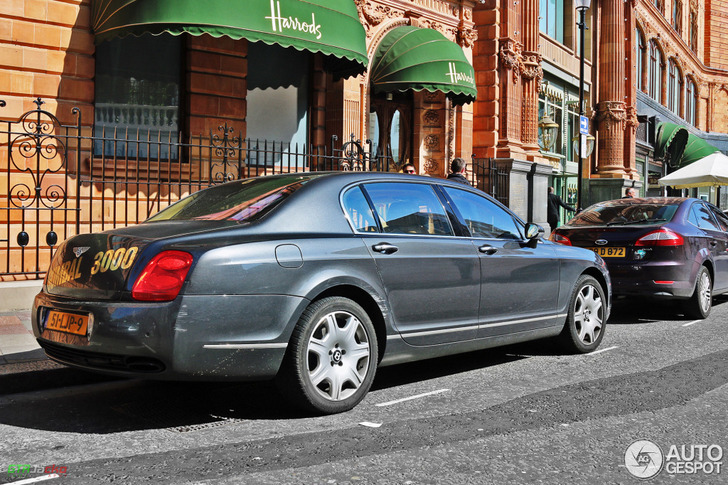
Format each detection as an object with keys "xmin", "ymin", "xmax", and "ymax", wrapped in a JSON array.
[
  {"xmin": 446, "ymin": 158, "xmax": 470, "ymax": 185},
  {"xmin": 547, "ymin": 186, "xmax": 575, "ymax": 232}
]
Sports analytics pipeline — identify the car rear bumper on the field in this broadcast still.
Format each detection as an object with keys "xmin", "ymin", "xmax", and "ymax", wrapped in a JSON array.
[
  {"xmin": 32, "ymin": 292, "xmax": 308, "ymax": 380},
  {"xmin": 606, "ymin": 259, "xmax": 695, "ymax": 298}
]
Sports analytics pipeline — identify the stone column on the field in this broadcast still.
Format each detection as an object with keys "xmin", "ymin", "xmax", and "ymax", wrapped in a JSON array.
[
  {"xmin": 496, "ymin": 1, "xmax": 525, "ymax": 159},
  {"xmin": 520, "ymin": 0, "xmax": 543, "ymax": 161},
  {"xmin": 596, "ymin": 0, "xmax": 627, "ymax": 176}
]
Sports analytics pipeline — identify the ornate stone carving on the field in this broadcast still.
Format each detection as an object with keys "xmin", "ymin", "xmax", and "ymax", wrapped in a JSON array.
[
  {"xmin": 499, "ymin": 40, "xmax": 523, "ymax": 85},
  {"xmin": 625, "ymin": 106, "xmax": 640, "ymax": 133},
  {"xmin": 457, "ymin": 27, "xmax": 477, "ymax": 48},
  {"xmin": 520, "ymin": 51, "xmax": 543, "ymax": 91},
  {"xmin": 424, "ymin": 158, "xmax": 439, "ymax": 174},
  {"xmin": 424, "ymin": 109, "xmax": 440, "ymax": 126},
  {"xmin": 424, "ymin": 134, "xmax": 440, "ymax": 151},
  {"xmin": 355, "ymin": 0, "xmax": 401, "ymax": 37},
  {"xmin": 424, "ymin": 91, "xmax": 440, "ymax": 103},
  {"xmin": 597, "ymin": 101, "xmax": 628, "ymax": 127}
]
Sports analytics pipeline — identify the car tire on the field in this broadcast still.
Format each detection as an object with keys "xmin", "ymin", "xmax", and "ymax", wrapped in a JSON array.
[
  {"xmin": 559, "ymin": 275, "xmax": 606, "ymax": 354},
  {"xmin": 277, "ymin": 296, "xmax": 378, "ymax": 414},
  {"xmin": 683, "ymin": 266, "xmax": 712, "ymax": 319}
]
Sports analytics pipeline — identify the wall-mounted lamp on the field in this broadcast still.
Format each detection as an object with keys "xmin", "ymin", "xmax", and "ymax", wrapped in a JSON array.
[
  {"xmin": 538, "ymin": 113, "xmax": 559, "ymax": 152},
  {"xmin": 572, "ymin": 134, "xmax": 595, "ymax": 158}
]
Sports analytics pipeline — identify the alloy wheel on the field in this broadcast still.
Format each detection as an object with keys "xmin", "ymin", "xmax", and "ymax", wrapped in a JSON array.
[
  {"xmin": 573, "ymin": 283, "xmax": 603, "ymax": 345},
  {"xmin": 306, "ymin": 310, "xmax": 371, "ymax": 402}
]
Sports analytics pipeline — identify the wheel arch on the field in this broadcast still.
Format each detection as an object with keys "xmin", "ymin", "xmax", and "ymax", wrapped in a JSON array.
[
  {"xmin": 581, "ymin": 267, "xmax": 611, "ymax": 318},
  {"xmin": 311, "ymin": 284, "xmax": 387, "ymax": 362}
]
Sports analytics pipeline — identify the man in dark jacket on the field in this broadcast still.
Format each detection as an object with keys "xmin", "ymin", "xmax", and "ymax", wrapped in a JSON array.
[
  {"xmin": 547, "ymin": 186, "xmax": 575, "ymax": 232},
  {"xmin": 446, "ymin": 158, "xmax": 470, "ymax": 185}
]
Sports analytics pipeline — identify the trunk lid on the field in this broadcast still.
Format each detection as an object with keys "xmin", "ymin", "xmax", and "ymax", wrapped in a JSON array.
[{"xmin": 44, "ymin": 221, "xmax": 238, "ymax": 299}]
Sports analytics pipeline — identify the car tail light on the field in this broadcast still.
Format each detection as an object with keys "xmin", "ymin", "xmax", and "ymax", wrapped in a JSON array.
[
  {"xmin": 549, "ymin": 232, "xmax": 572, "ymax": 246},
  {"xmin": 635, "ymin": 228, "xmax": 684, "ymax": 247},
  {"xmin": 131, "ymin": 250, "xmax": 193, "ymax": 301}
]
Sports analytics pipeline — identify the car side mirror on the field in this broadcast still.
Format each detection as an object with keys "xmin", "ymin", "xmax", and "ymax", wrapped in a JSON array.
[{"xmin": 524, "ymin": 222, "xmax": 544, "ymax": 248}]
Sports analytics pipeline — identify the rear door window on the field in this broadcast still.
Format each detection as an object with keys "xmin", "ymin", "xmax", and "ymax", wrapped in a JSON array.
[
  {"xmin": 442, "ymin": 187, "xmax": 522, "ymax": 239},
  {"xmin": 361, "ymin": 182, "xmax": 453, "ymax": 236},
  {"xmin": 341, "ymin": 186, "xmax": 379, "ymax": 232},
  {"xmin": 689, "ymin": 203, "xmax": 722, "ymax": 231}
]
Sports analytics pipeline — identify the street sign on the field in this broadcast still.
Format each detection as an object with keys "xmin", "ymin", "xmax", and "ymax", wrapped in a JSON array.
[{"xmin": 580, "ymin": 115, "xmax": 589, "ymax": 135}]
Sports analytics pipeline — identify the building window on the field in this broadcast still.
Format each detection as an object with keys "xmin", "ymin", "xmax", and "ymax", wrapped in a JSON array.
[
  {"xmin": 667, "ymin": 59, "xmax": 682, "ymax": 116},
  {"xmin": 648, "ymin": 40, "xmax": 663, "ymax": 104},
  {"xmin": 94, "ymin": 34, "xmax": 182, "ymax": 159},
  {"xmin": 686, "ymin": 78, "xmax": 697, "ymax": 126},
  {"xmin": 636, "ymin": 28, "xmax": 645, "ymax": 92},
  {"xmin": 539, "ymin": 0, "xmax": 564, "ymax": 44},
  {"xmin": 673, "ymin": 1, "xmax": 682, "ymax": 34}
]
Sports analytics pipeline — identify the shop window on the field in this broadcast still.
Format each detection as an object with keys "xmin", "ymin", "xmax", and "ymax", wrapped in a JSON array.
[
  {"xmin": 94, "ymin": 34, "xmax": 182, "ymax": 159},
  {"xmin": 636, "ymin": 28, "xmax": 645, "ymax": 92},
  {"xmin": 247, "ymin": 43, "xmax": 310, "ymax": 167},
  {"xmin": 539, "ymin": 0, "xmax": 564, "ymax": 44},
  {"xmin": 673, "ymin": 1, "xmax": 682, "ymax": 34},
  {"xmin": 648, "ymin": 40, "xmax": 664, "ymax": 104},
  {"xmin": 667, "ymin": 59, "xmax": 682, "ymax": 116},
  {"xmin": 686, "ymin": 79, "xmax": 697, "ymax": 126}
]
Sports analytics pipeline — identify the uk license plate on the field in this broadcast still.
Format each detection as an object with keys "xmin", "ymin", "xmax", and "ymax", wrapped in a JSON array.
[
  {"xmin": 590, "ymin": 247, "xmax": 626, "ymax": 258},
  {"xmin": 45, "ymin": 310, "xmax": 89, "ymax": 336}
]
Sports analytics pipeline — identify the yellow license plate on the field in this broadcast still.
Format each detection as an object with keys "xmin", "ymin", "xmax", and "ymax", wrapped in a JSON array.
[
  {"xmin": 45, "ymin": 310, "xmax": 89, "ymax": 336},
  {"xmin": 589, "ymin": 247, "xmax": 626, "ymax": 258}
]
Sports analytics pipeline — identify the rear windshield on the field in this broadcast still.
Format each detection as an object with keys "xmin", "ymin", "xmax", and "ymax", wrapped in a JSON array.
[
  {"xmin": 146, "ymin": 175, "xmax": 317, "ymax": 223},
  {"xmin": 568, "ymin": 203, "xmax": 680, "ymax": 227}
]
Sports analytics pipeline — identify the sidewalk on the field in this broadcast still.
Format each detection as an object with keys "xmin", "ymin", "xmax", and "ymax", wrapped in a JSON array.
[{"xmin": 0, "ymin": 310, "xmax": 45, "ymax": 366}]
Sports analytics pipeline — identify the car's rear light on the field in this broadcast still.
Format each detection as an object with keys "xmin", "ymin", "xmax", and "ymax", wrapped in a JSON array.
[
  {"xmin": 131, "ymin": 250, "xmax": 193, "ymax": 301},
  {"xmin": 635, "ymin": 228, "xmax": 684, "ymax": 247},
  {"xmin": 549, "ymin": 232, "xmax": 572, "ymax": 246},
  {"xmin": 654, "ymin": 281, "xmax": 675, "ymax": 284}
]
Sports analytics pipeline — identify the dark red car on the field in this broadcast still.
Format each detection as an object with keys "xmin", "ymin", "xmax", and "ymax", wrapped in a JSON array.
[{"xmin": 550, "ymin": 197, "xmax": 728, "ymax": 318}]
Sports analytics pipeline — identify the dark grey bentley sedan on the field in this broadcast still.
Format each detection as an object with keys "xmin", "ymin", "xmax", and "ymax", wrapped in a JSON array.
[{"xmin": 33, "ymin": 172, "xmax": 611, "ymax": 413}]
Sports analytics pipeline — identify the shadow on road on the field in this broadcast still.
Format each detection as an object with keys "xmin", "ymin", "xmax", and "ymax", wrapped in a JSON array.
[{"xmin": 608, "ymin": 294, "xmax": 728, "ymax": 325}]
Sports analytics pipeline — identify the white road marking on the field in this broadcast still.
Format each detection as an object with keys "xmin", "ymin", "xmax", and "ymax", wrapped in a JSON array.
[
  {"xmin": 375, "ymin": 388, "xmax": 450, "ymax": 407},
  {"xmin": 359, "ymin": 422, "xmax": 382, "ymax": 428},
  {"xmin": 586, "ymin": 345, "xmax": 618, "ymax": 355},
  {"xmin": 682, "ymin": 320, "xmax": 702, "ymax": 327},
  {"xmin": 8, "ymin": 474, "xmax": 60, "ymax": 484}
]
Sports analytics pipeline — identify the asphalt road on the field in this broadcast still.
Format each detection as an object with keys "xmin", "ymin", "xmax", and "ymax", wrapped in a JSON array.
[{"xmin": 1, "ymin": 296, "xmax": 727, "ymax": 484}]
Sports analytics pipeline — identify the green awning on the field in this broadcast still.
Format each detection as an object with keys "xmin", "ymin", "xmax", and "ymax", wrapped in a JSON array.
[
  {"xmin": 370, "ymin": 26, "xmax": 477, "ymax": 105},
  {"xmin": 655, "ymin": 122, "xmax": 720, "ymax": 167},
  {"xmin": 681, "ymin": 133, "xmax": 719, "ymax": 166},
  {"xmin": 92, "ymin": 0, "xmax": 368, "ymax": 79},
  {"xmin": 655, "ymin": 122, "xmax": 688, "ymax": 166}
]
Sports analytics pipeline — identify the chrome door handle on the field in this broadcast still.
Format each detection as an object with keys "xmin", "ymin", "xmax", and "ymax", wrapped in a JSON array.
[
  {"xmin": 372, "ymin": 243, "xmax": 399, "ymax": 254},
  {"xmin": 478, "ymin": 245, "xmax": 498, "ymax": 255}
]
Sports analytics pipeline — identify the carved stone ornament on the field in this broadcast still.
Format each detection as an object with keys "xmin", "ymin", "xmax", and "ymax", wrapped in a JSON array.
[
  {"xmin": 457, "ymin": 27, "xmax": 477, "ymax": 48},
  {"xmin": 596, "ymin": 101, "xmax": 628, "ymax": 127},
  {"xmin": 424, "ymin": 91, "xmax": 440, "ymax": 103},
  {"xmin": 499, "ymin": 40, "xmax": 523, "ymax": 84},
  {"xmin": 355, "ymin": 0, "xmax": 400, "ymax": 37},
  {"xmin": 424, "ymin": 158, "xmax": 439, "ymax": 174},
  {"xmin": 424, "ymin": 134, "xmax": 440, "ymax": 151},
  {"xmin": 424, "ymin": 109, "xmax": 440, "ymax": 126},
  {"xmin": 626, "ymin": 106, "xmax": 640, "ymax": 133},
  {"xmin": 520, "ymin": 51, "xmax": 543, "ymax": 91}
]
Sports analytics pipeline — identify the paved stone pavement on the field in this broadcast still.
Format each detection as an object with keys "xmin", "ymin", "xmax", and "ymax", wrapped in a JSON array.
[{"xmin": 0, "ymin": 310, "xmax": 44, "ymax": 366}]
